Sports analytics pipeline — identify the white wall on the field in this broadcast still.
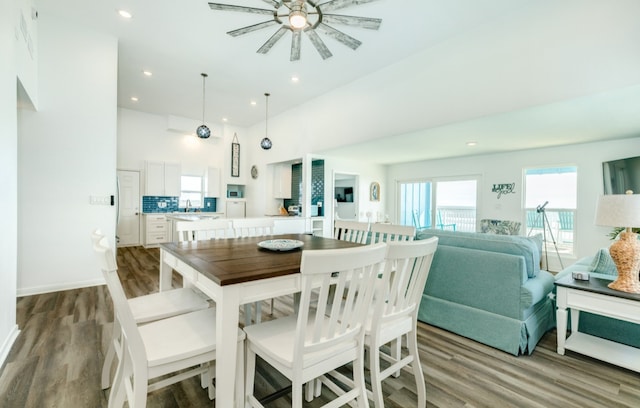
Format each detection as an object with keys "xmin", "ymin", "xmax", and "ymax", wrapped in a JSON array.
[
  {"xmin": 0, "ymin": 0, "xmax": 20, "ymax": 367},
  {"xmin": 17, "ymin": 13, "xmax": 118, "ymax": 295},
  {"xmin": 386, "ymin": 137, "xmax": 640, "ymax": 266}
]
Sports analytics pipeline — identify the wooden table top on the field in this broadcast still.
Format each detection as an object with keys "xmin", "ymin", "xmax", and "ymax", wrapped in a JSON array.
[{"xmin": 160, "ymin": 234, "xmax": 362, "ymax": 286}]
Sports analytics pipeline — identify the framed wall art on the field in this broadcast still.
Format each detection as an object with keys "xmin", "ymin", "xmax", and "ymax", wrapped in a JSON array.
[
  {"xmin": 231, "ymin": 133, "xmax": 240, "ymax": 177},
  {"xmin": 370, "ymin": 182, "xmax": 380, "ymax": 201}
]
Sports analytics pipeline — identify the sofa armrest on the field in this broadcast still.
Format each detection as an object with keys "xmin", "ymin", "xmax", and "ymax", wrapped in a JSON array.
[{"xmin": 424, "ymin": 245, "xmax": 529, "ymax": 318}]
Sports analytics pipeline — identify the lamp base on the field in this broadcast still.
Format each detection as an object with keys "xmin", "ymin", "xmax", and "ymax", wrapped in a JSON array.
[{"xmin": 608, "ymin": 231, "xmax": 640, "ymax": 294}]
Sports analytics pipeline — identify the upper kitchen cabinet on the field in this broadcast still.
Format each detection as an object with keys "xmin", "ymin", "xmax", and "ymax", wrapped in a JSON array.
[
  {"xmin": 145, "ymin": 161, "xmax": 181, "ymax": 196},
  {"xmin": 206, "ymin": 167, "xmax": 221, "ymax": 197},
  {"xmin": 273, "ymin": 164, "xmax": 292, "ymax": 199}
]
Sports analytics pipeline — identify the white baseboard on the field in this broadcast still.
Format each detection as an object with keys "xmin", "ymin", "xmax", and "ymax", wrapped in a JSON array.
[
  {"xmin": 0, "ymin": 325, "xmax": 20, "ymax": 368},
  {"xmin": 17, "ymin": 278, "xmax": 106, "ymax": 297}
]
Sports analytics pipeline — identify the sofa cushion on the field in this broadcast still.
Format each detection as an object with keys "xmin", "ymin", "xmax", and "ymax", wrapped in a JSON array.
[
  {"xmin": 589, "ymin": 248, "xmax": 618, "ymax": 276},
  {"xmin": 416, "ymin": 229, "xmax": 541, "ymax": 277}
]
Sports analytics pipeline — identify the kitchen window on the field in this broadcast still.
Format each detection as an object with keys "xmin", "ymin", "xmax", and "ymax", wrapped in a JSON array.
[{"xmin": 180, "ymin": 175, "xmax": 203, "ymax": 208}]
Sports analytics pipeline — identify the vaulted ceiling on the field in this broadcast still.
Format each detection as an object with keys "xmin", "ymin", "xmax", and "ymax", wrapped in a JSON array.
[{"xmin": 37, "ymin": 0, "xmax": 640, "ymax": 163}]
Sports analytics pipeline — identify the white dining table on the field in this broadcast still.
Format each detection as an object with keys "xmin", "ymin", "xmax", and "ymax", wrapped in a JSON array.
[{"xmin": 158, "ymin": 233, "xmax": 361, "ymax": 407}]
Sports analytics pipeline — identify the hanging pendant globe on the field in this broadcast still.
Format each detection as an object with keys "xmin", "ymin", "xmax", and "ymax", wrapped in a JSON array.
[
  {"xmin": 260, "ymin": 137, "xmax": 272, "ymax": 150},
  {"xmin": 196, "ymin": 124, "xmax": 211, "ymax": 139}
]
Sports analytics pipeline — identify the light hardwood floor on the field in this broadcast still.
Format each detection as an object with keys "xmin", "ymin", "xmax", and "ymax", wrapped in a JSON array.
[{"xmin": 1, "ymin": 245, "xmax": 639, "ymax": 407}]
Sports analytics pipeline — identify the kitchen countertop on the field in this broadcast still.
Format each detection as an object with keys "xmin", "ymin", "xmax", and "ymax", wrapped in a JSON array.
[{"xmin": 165, "ymin": 213, "xmax": 221, "ymax": 221}]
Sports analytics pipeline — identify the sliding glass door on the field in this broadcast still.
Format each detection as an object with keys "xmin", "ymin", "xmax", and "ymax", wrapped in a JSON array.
[{"xmin": 399, "ymin": 177, "xmax": 478, "ymax": 232}]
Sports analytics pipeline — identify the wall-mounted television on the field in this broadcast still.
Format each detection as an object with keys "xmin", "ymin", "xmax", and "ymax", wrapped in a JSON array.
[
  {"xmin": 603, "ymin": 155, "xmax": 640, "ymax": 195},
  {"xmin": 335, "ymin": 187, "xmax": 354, "ymax": 202}
]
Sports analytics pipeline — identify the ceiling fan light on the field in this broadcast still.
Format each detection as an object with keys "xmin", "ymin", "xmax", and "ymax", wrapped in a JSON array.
[
  {"xmin": 289, "ymin": 1, "xmax": 307, "ymax": 29},
  {"xmin": 289, "ymin": 11, "xmax": 307, "ymax": 29}
]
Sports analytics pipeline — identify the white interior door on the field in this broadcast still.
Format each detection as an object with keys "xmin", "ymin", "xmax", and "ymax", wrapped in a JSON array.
[{"xmin": 117, "ymin": 170, "xmax": 140, "ymax": 246}]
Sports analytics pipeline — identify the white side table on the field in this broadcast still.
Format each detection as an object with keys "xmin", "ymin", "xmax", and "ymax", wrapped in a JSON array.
[{"xmin": 555, "ymin": 275, "xmax": 640, "ymax": 372}]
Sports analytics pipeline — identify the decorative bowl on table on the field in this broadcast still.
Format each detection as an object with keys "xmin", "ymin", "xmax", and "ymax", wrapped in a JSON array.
[{"xmin": 257, "ymin": 239, "xmax": 304, "ymax": 251}]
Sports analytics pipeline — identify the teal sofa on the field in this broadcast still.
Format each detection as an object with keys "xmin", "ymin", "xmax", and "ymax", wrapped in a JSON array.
[
  {"xmin": 416, "ymin": 229, "xmax": 556, "ymax": 355},
  {"xmin": 554, "ymin": 248, "xmax": 640, "ymax": 348}
]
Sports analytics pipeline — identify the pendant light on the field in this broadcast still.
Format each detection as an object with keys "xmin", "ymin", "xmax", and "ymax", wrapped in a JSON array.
[
  {"xmin": 196, "ymin": 73, "xmax": 211, "ymax": 139},
  {"xmin": 260, "ymin": 92, "xmax": 272, "ymax": 150}
]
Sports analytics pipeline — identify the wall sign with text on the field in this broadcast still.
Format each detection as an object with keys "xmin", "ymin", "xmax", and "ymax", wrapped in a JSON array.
[{"xmin": 492, "ymin": 183, "xmax": 516, "ymax": 198}]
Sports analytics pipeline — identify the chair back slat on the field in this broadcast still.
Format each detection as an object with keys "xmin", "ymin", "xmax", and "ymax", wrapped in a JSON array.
[
  {"xmin": 295, "ymin": 243, "xmax": 387, "ymax": 363},
  {"xmin": 175, "ymin": 219, "xmax": 233, "ymax": 242},
  {"xmin": 232, "ymin": 218, "xmax": 275, "ymax": 238},
  {"xmin": 334, "ymin": 220, "xmax": 370, "ymax": 244},
  {"xmin": 370, "ymin": 223, "xmax": 415, "ymax": 244}
]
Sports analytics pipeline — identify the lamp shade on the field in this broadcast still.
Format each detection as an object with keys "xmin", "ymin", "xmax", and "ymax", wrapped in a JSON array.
[{"xmin": 594, "ymin": 193, "xmax": 640, "ymax": 228}]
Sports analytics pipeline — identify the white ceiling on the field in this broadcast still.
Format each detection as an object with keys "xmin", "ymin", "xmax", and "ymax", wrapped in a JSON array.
[{"xmin": 36, "ymin": 0, "xmax": 640, "ymax": 164}]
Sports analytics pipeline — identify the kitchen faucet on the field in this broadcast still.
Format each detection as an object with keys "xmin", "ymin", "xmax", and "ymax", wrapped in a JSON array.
[{"xmin": 185, "ymin": 199, "xmax": 191, "ymax": 212}]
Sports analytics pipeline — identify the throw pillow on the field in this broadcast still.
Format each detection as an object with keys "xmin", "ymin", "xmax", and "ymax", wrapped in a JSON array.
[
  {"xmin": 527, "ymin": 234, "xmax": 543, "ymax": 268},
  {"xmin": 589, "ymin": 248, "xmax": 618, "ymax": 276}
]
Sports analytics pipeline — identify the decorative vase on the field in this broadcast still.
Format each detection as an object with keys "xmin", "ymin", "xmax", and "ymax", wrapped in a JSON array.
[{"xmin": 608, "ymin": 231, "xmax": 640, "ymax": 293}]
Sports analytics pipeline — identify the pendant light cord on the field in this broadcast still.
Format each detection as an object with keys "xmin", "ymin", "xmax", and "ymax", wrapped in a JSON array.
[
  {"xmin": 265, "ymin": 92, "xmax": 270, "ymax": 138},
  {"xmin": 201, "ymin": 73, "xmax": 208, "ymax": 123}
]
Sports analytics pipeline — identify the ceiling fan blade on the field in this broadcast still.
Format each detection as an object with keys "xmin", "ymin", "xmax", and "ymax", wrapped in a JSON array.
[
  {"xmin": 257, "ymin": 26, "xmax": 290, "ymax": 54},
  {"xmin": 322, "ymin": 14, "xmax": 382, "ymax": 30},
  {"xmin": 316, "ymin": 23, "xmax": 362, "ymax": 50},
  {"xmin": 290, "ymin": 30, "xmax": 302, "ymax": 61},
  {"xmin": 304, "ymin": 28, "xmax": 333, "ymax": 60},
  {"xmin": 318, "ymin": 0, "xmax": 380, "ymax": 13},
  {"xmin": 259, "ymin": 0, "xmax": 282, "ymax": 7},
  {"xmin": 228, "ymin": 20, "xmax": 279, "ymax": 37},
  {"xmin": 208, "ymin": 3, "xmax": 274, "ymax": 16}
]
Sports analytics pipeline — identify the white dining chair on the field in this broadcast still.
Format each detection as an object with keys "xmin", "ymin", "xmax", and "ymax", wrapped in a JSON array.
[
  {"xmin": 334, "ymin": 220, "xmax": 370, "ymax": 244},
  {"xmin": 232, "ymin": 218, "xmax": 275, "ymax": 238},
  {"xmin": 368, "ymin": 222, "xmax": 416, "ymax": 375},
  {"xmin": 93, "ymin": 236, "xmax": 245, "ymax": 408},
  {"xmin": 174, "ymin": 218, "xmax": 233, "ymax": 242},
  {"xmin": 328, "ymin": 237, "xmax": 439, "ymax": 408},
  {"xmin": 244, "ymin": 243, "xmax": 387, "ymax": 408},
  {"xmin": 369, "ymin": 223, "xmax": 416, "ymax": 244},
  {"xmin": 232, "ymin": 218, "xmax": 275, "ymax": 326},
  {"xmin": 91, "ymin": 230, "xmax": 210, "ymax": 391}
]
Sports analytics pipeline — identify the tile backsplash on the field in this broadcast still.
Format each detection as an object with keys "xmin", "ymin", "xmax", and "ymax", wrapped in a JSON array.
[{"xmin": 142, "ymin": 196, "xmax": 217, "ymax": 213}]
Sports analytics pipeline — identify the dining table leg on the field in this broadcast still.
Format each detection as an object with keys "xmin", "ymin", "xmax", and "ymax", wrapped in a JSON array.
[{"xmin": 216, "ymin": 285, "xmax": 243, "ymax": 408}]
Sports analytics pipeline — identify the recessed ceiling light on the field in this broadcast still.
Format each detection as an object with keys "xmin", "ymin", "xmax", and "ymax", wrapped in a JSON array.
[
  {"xmin": 130, "ymin": 96, "xmax": 139, "ymax": 102},
  {"xmin": 466, "ymin": 141, "xmax": 478, "ymax": 147},
  {"xmin": 291, "ymin": 76, "xmax": 299, "ymax": 83},
  {"xmin": 142, "ymin": 70, "xmax": 152, "ymax": 76},
  {"xmin": 250, "ymin": 101, "xmax": 257, "ymax": 106},
  {"xmin": 222, "ymin": 117, "xmax": 228, "ymax": 122},
  {"xmin": 117, "ymin": 10, "xmax": 132, "ymax": 19}
]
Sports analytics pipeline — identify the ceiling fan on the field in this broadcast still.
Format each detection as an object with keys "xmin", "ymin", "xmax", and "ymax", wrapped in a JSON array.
[{"xmin": 208, "ymin": 0, "xmax": 383, "ymax": 61}]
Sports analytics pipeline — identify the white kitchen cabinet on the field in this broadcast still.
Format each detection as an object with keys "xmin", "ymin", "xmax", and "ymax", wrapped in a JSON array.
[
  {"xmin": 206, "ymin": 167, "xmax": 221, "ymax": 197},
  {"xmin": 273, "ymin": 164, "xmax": 292, "ymax": 199},
  {"xmin": 226, "ymin": 200, "xmax": 246, "ymax": 218},
  {"xmin": 164, "ymin": 162, "xmax": 181, "ymax": 196},
  {"xmin": 311, "ymin": 218, "xmax": 324, "ymax": 237},
  {"xmin": 143, "ymin": 214, "xmax": 172, "ymax": 247},
  {"xmin": 145, "ymin": 161, "xmax": 181, "ymax": 196}
]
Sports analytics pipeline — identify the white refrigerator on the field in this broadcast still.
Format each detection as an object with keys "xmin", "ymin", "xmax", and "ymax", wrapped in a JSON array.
[{"xmin": 226, "ymin": 200, "xmax": 246, "ymax": 218}]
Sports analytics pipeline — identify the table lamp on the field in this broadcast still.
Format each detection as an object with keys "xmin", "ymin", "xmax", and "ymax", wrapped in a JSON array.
[{"xmin": 594, "ymin": 191, "xmax": 640, "ymax": 293}]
